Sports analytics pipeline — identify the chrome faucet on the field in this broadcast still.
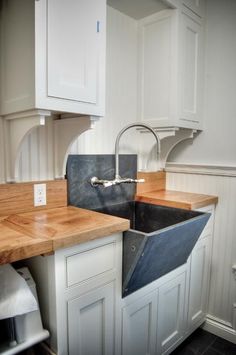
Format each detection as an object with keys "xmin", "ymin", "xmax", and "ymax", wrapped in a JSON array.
[{"xmin": 91, "ymin": 122, "xmax": 161, "ymax": 187}]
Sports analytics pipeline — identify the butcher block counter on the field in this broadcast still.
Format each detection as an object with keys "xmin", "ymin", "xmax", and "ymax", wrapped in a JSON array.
[
  {"xmin": 0, "ymin": 175, "xmax": 218, "ymax": 265},
  {"xmin": 136, "ymin": 171, "xmax": 218, "ymax": 210},
  {"xmin": 0, "ymin": 206, "xmax": 129, "ymax": 265},
  {"xmin": 136, "ymin": 190, "xmax": 218, "ymax": 210}
]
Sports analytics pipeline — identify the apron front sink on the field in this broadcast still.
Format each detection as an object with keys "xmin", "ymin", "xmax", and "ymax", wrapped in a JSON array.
[{"xmin": 95, "ymin": 201, "xmax": 210, "ymax": 297}]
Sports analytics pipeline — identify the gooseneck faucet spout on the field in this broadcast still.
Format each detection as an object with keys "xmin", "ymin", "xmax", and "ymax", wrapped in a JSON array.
[
  {"xmin": 90, "ymin": 122, "xmax": 161, "ymax": 187},
  {"xmin": 115, "ymin": 122, "xmax": 161, "ymax": 180}
]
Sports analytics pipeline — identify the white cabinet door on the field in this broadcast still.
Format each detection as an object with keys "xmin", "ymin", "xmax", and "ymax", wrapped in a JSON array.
[
  {"xmin": 35, "ymin": 0, "xmax": 106, "ymax": 115},
  {"xmin": 122, "ymin": 290, "xmax": 158, "ymax": 355},
  {"xmin": 68, "ymin": 282, "xmax": 115, "ymax": 355},
  {"xmin": 138, "ymin": 10, "xmax": 178, "ymax": 128},
  {"xmin": 188, "ymin": 236, "xmax": 211, "ymax": 328},
  {"xmin": 1, "ymin": 0, "xmax": 106, "ymax": 117},
  {"xmin": 179, "ymin": 9, "xmax": 203, "ymax": 127},
  {"xmin": 157, "ymin": 272, "xmax": 186, "ymax": 354},
  {"xmin": 47, "ymin": 0, "xmax": 101, "ymax": 104},
  {"xmin": 138, "ymin": 7, "xmax": 204, "ymax": 130}
]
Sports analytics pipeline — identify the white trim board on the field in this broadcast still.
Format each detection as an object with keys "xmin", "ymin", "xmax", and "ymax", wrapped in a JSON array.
[
  {"xmin": 203, "ymin": 314, "xmax": 236, "ymax": 345},
  {"xmin": 165, "ymin": 163, "xmax": 236, "ymax": 177}
]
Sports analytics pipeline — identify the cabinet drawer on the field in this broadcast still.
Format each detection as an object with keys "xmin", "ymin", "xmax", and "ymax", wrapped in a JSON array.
[{"xmin": 66, "ymin": 242, "xmax": 116, "ymax": 287}]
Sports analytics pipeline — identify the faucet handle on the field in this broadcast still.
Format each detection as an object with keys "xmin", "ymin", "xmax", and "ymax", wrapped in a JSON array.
[
  {"xmin": 135, "ymin": 178, "xmax": 145, "ymax": 183},
  {"xmin": 117, "ymin": 177, "xmax": 145, "ymax": 184}
]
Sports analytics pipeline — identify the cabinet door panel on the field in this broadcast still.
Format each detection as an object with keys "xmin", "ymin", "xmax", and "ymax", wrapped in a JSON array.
[
  {"xmin": 188, "ymin": 237, "xmax": 210, "ymax": 327},
  {"xmin": 180, "ymin": 11, "xmax": 203, "ymax": 124},
  {"xmin": 47, "ymin": 0, "xmax": 103, "ymax": 104},
  {"xmin": 182, "ymin": 0, "xmax": 205, "ymax": 17},
  {"xmin": 157, "ymin": 272, "xmax": 186, "ymax": 354},
  {"xmin": 122, "ymin": 291, "xmax": 158, "ymax": 355},
  {"xmin": 68, "ymin": 282, "xmax": 114, "ymax": 355},
  {"xmin": 139, "ymin": 10, "xmax": 177, "ymax": 126}
]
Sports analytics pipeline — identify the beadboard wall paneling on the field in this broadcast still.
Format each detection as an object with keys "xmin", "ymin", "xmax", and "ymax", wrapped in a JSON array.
[
  {"xmin": 18, "ymin": 117, "xmax": 54, "ymax": 182},
  {"xmin": 166, "ymin": 168, "xmax": 236, "ymax": 339}
]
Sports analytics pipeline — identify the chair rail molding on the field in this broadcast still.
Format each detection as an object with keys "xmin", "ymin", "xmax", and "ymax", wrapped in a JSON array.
[{"xmin": 166, "ymin": 162, "xmax": 236, "ymax": 177}]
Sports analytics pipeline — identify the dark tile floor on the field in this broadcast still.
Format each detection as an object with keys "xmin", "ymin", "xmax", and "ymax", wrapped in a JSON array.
[
  {"xmin": 171, "ymin": 328, "xmax": 236, "ymax": 355},
  {"xmin": 18, "ymin": 328, "xmax": 236, "ymax": 355}
]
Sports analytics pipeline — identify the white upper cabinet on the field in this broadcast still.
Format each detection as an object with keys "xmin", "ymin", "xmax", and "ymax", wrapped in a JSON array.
[
  {"xmin": 0, "ymin": 0, "xmax": 106, "ymax": 117},
  {"xmin": 179, "ymin": 8, "xmax": 203, "ymax": 126},
  {"xmin": 138, "ymin": 4, "xmax": 205, "ymax": 129}
]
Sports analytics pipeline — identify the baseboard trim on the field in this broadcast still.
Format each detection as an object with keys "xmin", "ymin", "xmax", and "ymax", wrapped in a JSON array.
[
  {"xmin": 165, "ymin": 163, "xmax": 236, "ymax": 177},
  {"xmin": 202, "ymin": 315, "xmax": 236, "ymax": 344}
]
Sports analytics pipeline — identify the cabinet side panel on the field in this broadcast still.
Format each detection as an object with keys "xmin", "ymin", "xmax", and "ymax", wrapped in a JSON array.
[
  {"xmin": 188, "ymin": 238, "xmax": 210, "ymax": 326},
  {"xmin": 179, "ymin": 9, "xmax": 203, "ymax": 126},
  {"xmin": 0, "ymin": 0, "xmax": 35, "ymax": 115},
  {"xmin": 25, "ymin": 256, "xmax": 58, "ymax": 352}
]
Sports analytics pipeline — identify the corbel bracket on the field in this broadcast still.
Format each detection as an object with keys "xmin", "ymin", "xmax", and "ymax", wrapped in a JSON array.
[
  {"xmin": 54, "ymin": 115, "xmax": 96, "ymax": 179},
  {"xmin": 138, "ymin": 127, "xmax": 197, "ymax": 169},
  {"xmin": 3, "ymin": 110, "xmax": 51, "ymax": 182}
]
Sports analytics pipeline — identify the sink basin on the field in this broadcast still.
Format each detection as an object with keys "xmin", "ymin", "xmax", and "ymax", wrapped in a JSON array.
[{"xmin": 95, "ymin": 201, "xmax": 210, "ymax": 297}]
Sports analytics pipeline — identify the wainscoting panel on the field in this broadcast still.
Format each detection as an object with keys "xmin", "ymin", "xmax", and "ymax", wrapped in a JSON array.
[{"xmin": 166, "ymin": 166, "xmax": 236, "ymax": 342}]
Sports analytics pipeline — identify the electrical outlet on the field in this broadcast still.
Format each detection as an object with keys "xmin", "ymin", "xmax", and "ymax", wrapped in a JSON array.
[{"xmin": 34, "ymin": 183, "xmax": 47, "ymax": 206}]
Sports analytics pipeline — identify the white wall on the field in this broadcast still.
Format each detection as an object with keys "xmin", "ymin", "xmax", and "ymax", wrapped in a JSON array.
[{"xmin": 168, "ymin": 0, "xmax": 236, "ymax": 166}]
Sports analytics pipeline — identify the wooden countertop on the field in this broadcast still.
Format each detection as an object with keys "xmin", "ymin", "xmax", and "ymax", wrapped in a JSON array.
[
  {"xmin": 0, "ymin": 175, "xmax": 218, "ymax": 265},
  {"xmin": 0, "ymin": 206, "xmax": 130, "ymax": 265},
  {"xmin": 136, "ymin": 190, "xmax": 218, "ymax": 210}
]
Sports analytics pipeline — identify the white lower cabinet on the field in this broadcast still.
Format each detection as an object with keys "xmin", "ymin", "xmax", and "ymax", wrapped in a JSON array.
[
  {"xmin": 122, "ymin": 290, "xmax": 158, "ymax": 355},
  {"xmin": 157, "ymin": 273, "xmax": 186, "ymax": 354},
  {"xmin": 26, "ymin": 233, "xmax": 123, "ymax": 355},
  {"xmin": 26, "ymin": 205, "xmax": 215, "ymax": 355},
  {"xmin": 68, "ymin": 282, "xmax": 115, "ymax": 355}
]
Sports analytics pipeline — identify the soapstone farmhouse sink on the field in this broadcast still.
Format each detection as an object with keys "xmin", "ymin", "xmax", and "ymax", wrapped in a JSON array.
[{"xmin": 95, "ymin": 201, "xmax": 210, "ymax": 297}]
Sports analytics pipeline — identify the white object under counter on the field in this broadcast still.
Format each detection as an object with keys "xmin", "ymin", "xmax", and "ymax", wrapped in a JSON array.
[{"xmin": 0, "ymin": 266, "xmax": 49, "ymax": 355}]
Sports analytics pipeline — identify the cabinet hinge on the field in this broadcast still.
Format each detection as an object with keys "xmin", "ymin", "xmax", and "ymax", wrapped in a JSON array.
[{"xmin": 97, "ymin": 21, "xmax": 100, "ymax": 33}]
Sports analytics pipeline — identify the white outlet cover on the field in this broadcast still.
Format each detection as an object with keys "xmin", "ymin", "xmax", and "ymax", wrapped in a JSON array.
[{"xmin": 34, "ymin": 183, "xmax": 47, "ymax": 207}]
